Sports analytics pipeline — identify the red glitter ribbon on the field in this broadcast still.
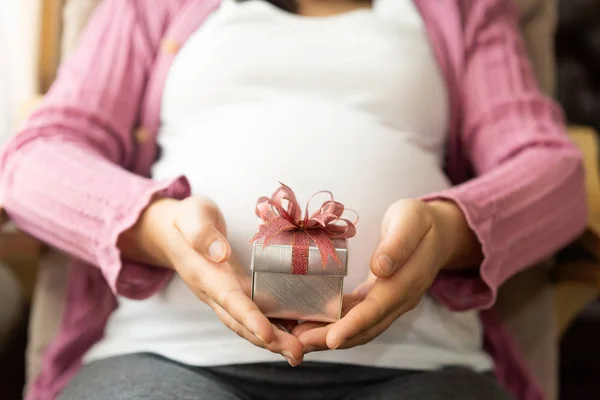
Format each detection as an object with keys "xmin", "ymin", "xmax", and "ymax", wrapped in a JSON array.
[{"xmin": 250, "ymin": 183, "xmax": 357, "ymax": 275}]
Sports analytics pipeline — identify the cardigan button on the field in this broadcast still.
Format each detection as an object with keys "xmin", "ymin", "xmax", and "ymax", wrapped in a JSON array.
[
  {"xmin": 161, "ymin": 38, "xmax": 181, "ymax": 55},
  {"xmin": 135, "ymin": 127, "xmax": 151, "ymax": 144}
]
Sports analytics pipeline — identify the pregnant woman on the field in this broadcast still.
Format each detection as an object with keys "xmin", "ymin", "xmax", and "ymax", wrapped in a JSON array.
[{"xmin": 0, "ymin": 0, "xmax": 586, "ymax": 399}]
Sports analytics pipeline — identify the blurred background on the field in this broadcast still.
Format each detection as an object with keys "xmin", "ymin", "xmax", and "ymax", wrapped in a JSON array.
[
  {"xmin": 1, "ymin": 1, "xmax": 46, "ymax": 399},
  {"xmin": 556, "ymin": 0, "xmax": 600, "ymax": 135},
  {"xmin": 0, "ymin": 0, "xmax": 39, "ymax": 145},
  {"xmin": 1, "ymin": 0, "xmax": 600, "ymax": 399},
  {"xmin": 555, "ymin": 0, "xmax": 600, "ymax": 398}
]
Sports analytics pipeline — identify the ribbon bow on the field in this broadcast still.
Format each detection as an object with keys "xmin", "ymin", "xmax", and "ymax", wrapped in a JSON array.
[{"xmin": 250, "ymin": 183, "xmax": 357, "ymax": 275}]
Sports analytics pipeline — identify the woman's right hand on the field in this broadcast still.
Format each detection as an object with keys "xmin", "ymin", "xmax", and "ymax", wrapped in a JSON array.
[{"xmin": 122, "ymin": 196, "xmax": 304, "ymax": 365}]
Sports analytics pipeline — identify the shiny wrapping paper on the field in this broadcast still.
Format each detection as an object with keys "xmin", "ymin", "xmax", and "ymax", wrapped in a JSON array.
[{"xmin": 251, "ymin": 231, "xmax": 348, "ymax": 322}]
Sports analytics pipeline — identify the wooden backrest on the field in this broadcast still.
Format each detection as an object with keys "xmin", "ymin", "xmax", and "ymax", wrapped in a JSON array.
[
  {"xmin": 47, "ymin": 0, "xmax": 557, "ymax": 93},
  {"xmin": 39, "ymin": 0, "xmax": 64, "ymax": 93}
]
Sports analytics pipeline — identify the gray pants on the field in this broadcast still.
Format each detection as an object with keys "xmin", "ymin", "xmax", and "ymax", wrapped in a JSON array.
[{"xmin": 60, "ymin": 353, "xmax": 512, "ymax": 400}]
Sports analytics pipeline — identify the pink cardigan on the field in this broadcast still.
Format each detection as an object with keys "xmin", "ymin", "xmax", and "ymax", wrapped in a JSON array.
[{"xmin": 0, "ymin": 0, "xmax": 587, "ymax": 399}]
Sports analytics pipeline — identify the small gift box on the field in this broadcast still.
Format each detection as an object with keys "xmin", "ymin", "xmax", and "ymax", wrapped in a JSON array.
[{"xmin": 250, "ymin": 184, "xmax": 357, "ymax": 323}]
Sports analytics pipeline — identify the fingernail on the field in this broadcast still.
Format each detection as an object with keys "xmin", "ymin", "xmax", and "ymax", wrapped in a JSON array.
[
  {"xmin": 332, "ymin": 341, "xmax": 342, "ymax": 350},
  {"xmin": 377, "ymin": 254, "xmax": 394, "ymax": 276},
  {"xmin": 282, "ymin": 351, "xmax": 297, "ymax": 361},
  {"xmin": 208, "ymin": 240, "xmax": 226, "ymax": 262},
  {"xmin": 283, "ymin": 355, "xmax": 300, "ymax": 367},
  {"xmin": 287, "ymin": 359, "xmax": 298, "ymax": 367},
  {"xmin": 255, "ymin": 334, "xmax": 268, "ymax": 345},
  {"xmin": 304, "ymin": 346, "xmax": 317, "ymax": 354}
]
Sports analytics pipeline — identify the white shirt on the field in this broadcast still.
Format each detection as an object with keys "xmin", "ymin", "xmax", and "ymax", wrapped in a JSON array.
[{"xmin": 85, "ymin": 0, "xmax": 493, "ymax": 372}]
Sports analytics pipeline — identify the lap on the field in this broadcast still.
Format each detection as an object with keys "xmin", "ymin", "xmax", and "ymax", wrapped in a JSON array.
[
  {"xmin": 60, "ymin": 354, "xmax": 512, "ymax": 400},
  {"xmin": 59, "ymin": 354, "xmax": 249, "ymax": 400},
  {"xmin": 342, "ymin": 367, "xmax": 512, "ymax": 400}
]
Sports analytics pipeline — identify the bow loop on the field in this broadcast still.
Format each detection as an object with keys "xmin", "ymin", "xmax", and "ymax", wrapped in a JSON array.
[{"xmin": 251, "ymin": 184, "xmax": 357, "ymax": 273}]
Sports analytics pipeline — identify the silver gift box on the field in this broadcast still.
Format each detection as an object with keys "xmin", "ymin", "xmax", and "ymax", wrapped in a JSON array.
[{"xmin": 251, "ymin": 231, "xmax": 348, "ymax": 322}]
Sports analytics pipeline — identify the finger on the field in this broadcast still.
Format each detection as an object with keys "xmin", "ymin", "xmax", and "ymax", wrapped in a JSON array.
[
  {"xmin": 205, "ymin": 268, "xmax": 275, "ymax": 344},
  {"xmin": 291, "ymin": 321, "xmax": 328, "ymax": 337},
  {"xmin": 210, "ymin": 301, "xmax": 304, "ymax": 365},
  {"xmin": 210, "ymin": 300, "xmax": 268, "ymax": 348},
  {"xmin": 295, "ymin": 324, "xmax": 332, "ymax": 353},
  {"xmin": 224, "ymin": 253, "xmax": 253, "ymax": 296},
  {"xmin": 325, "ymin": 291, "xmax": 392, "ymax": 349},
  {"xmin": 173, "ymin": 198, "xmax": 231, "ymax": 263},
  {"xmin": 271, "ymin": 324, "xmax": 305, "ymax": 365},
  {"xmin": 296, "ymin": 310, "xmax": 401, "ymax": 353},
  {"xmin": 371, "ymin": 200, "xmax": 432, "ymax": 278},
  {"xmin": 290, "ymin": 290, "xmax": 365, "ymax": 353},
  {"xmin": 337, "ymin": 312, "xmax": 399, "ymax": 350},
  {"xmin": 326, "ymin": 292, "xmax": 416, "ymax": 350},
  {"xmin": 327, "ymin": 239, "xmax": 436, "ymax": 348},
  {"xmin": 292, "ymin": 291, "xmax": 365, "ymax": 355},
  {"xmin": 170, "ymin": 231, "xmax": 275, "ymax": 345}
]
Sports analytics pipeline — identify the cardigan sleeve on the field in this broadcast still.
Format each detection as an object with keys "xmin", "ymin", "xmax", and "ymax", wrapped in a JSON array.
[
  {"xmin": 425, "ymin": 0, "xmax": 587, "ymax": 311},
  {"xmin": 0, "ymin": 0, "xmax": 190, "ymax": 299}
]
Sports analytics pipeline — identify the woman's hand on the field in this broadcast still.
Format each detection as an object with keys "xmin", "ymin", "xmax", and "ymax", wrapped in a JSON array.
[
  {"xmin": 120, "ymin": 196, "xmax": 304, "ymax": 365},
  {"xmin": 293, "ymin": 199, "xmax": 483, "ymax": 353}
]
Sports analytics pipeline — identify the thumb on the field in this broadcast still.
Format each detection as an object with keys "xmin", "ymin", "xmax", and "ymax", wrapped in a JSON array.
[
  {"xmin": 371, "ymin": 200, "xmax": 433, "ymax": 278},
  {"xmin": 173, "ymin": 197, "xmax": 232, "ymax": 264}
]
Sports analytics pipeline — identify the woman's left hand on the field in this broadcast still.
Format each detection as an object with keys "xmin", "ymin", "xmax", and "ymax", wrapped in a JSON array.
[{"xmin": 292, "ymin": 199, "xmax": 482, "ymax": 353}]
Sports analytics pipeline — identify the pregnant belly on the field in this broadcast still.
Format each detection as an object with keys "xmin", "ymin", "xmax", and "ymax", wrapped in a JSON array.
[{"xmin": 154, "ymin": 100, "xmax": 450, "ymax": 292}]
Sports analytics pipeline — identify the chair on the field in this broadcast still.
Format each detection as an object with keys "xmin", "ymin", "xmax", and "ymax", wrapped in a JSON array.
[{"xmin": 2, "ymin": 1, "xmax": 600, "ymax": 399}]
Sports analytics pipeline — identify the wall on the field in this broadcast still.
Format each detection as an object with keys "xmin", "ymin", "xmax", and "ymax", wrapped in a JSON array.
[{"xmin": 0, "ymin": 0, "xmax": 41, "ymax": 144}]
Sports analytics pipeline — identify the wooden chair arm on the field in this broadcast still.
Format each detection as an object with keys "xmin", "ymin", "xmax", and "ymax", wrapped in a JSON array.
[
  {"xmin": 551, "ymin": 127, "xmax": 600, "ymax": 338},
  {"xmin": 554, "ymin": 259, "xmax": 600, "ymax": 288},
  {"xmin": 556, "ymin": 279, "xmax": 600, "ymax": 337},
  {"xmin": 0, "ymin": 232, "xmax": 42, "ymax": 262},
  {"xmin": 568, "ymin": 126, "xmax": 600, "ymax": 261},
  {"xmin": 550, "ymin": 126, "xmax": 600, "ymax": 300},
  {"xmin": 0, "ymin": 230, "xmax": 42, "ymax": 301}
]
